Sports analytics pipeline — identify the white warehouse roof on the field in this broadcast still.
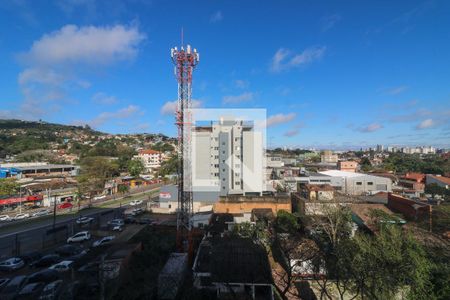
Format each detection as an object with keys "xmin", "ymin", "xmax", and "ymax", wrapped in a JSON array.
[{"xmin": 319, "ymin": 170, "xmax": 367, "ymax": 178}]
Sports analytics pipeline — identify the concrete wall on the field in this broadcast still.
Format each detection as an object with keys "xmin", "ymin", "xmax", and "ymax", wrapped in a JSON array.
[{"xmin": 213, "ymin": 200, "xmax": 291, "ymax": 214}]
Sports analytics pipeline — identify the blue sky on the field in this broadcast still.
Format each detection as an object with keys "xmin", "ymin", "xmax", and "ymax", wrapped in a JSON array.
[{"xmin": 0, "ymin": 0, "xmax": 449, "ymax": 149}]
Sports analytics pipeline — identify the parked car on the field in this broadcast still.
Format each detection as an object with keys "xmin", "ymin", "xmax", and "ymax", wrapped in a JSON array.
[
  {"xmin": 48, "ymin": 260, "xmax": 74, "ymax": 273},
  {"xmin": 0, "ymin": 215, "xmax": 11, "ymax": 222},
  {"xmin": 0, "ymin": 275, "xmax": 28, "ymax": 300},
  {"xmin": 19, "ymin": 251, "xmax": 42, "ymax": 265},
  {"xmin": 112, "ymin": 224, "xmax": 123, "ymax": 232},
  {"xmin": 75, "ymin": 216, "xmax": 94, "ymax": 225},
  {"xmin": 77, "ymin": 262, "xmax": 99, "ymax": 275},
  {"xmin": 32, "ymin": 210, "xmax": 49, "ymax": 217},
  {"xmin": 55, "ymin": 245, "xmax": 83, "ymax": 257},
  {"xmin": 17, "ymin": 282, "xmax": 45, "ymax": 300},
  {"xmin": 57, "ymin": 202, "xmax": 73, "ymax": 209},
  {"xmin": 93, "ymin": 195, "xmax": 106, "ymax": 201},
  {"xmin": 13, "ymin": 213, "xmax": 30, "ymax": 220},
  {"xmin": 30, "ymin": 254, "xmax": 60, "ymax": 268},
  {"xmin": 39, "ymin": 280, "xmax": 63, "ymax": 300},
  {"xmin": 28, "ymin": 269, "xmax": 60, "ymax": 284},
  {"xmin": 124, "ymin": 215, "xmax": 137, "ymax": 224},
  {"xmin": 129, "ymin": 199, "xmax": 143, "ymax": 206},
  {"xmin": 0, "ymin": 257, "xmax": 25, "ymax": 271},
  {"xmin": 67, "ymin": 231, "xmax": 91, "ymax": 243},
  {"xmin": 92, "ymin": 235, "xmax": 115, "ymax": 248},
  {"xmin": 0, "ymin": 278, "xmax": 10, "ymax": 292},
  {"xmin": 131, "ymin": 208, "xmax": 144, "ymax": 216},
  {"xmin": 107, "ymin": 218, "xmax": 124, "ymax": 227}
]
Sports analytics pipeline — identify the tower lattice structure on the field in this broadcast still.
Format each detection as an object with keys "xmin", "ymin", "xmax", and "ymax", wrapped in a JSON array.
[{"xmin": 170, "ymin": 44, "xmax": 199, "ymax": 250}]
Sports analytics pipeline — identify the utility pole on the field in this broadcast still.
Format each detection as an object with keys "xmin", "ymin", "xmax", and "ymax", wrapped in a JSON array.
[{"xmin": 51, "ymin": 189, "xmax": 56, "ymax": 230}]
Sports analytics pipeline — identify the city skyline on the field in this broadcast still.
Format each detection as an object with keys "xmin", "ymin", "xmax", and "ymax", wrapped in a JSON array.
[{"xmin": 0, "ymin": 0, "xmax": 449, "ymax": 149}]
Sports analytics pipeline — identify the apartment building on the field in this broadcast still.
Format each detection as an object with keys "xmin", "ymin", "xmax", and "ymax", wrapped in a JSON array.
[
  {"xmin": 134, "ymin": 149, "xmax": 163, "ymax": 173},
  {"xmin": 192, "ymin": 119, "xmax": 264, "ymax": 196}
]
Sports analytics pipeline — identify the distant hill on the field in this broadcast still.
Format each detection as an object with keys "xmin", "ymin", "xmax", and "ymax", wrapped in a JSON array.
[
  {"xmin": 0, "ymin": 119, "xmax": 102, "ymax": 134},
  {"xmin": 0, "ymin": 119, "xmax": 103, "ymax": 158}
]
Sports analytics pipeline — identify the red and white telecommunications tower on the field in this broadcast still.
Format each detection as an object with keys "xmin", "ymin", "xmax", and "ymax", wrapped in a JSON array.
[{"xmin": 170, "ymin": 43, "xmax": 199, "ymax": 251}]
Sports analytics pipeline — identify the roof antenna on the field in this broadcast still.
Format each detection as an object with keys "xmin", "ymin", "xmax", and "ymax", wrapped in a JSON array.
[{"xmin": 181, "ymin": 26, "xmax": 184, "ymax": 48}]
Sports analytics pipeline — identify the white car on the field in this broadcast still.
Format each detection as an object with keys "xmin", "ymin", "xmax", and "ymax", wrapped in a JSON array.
[
  {"xmin": 0, "ymin": 215, "xmax": 11, "ymax": 221},
  {"xmin": 67, "ymin": 231, "xmax": 91, "ymax": 243},
  {"xmin": 48, "ymin": 260, "xmax": 73, "ymax": 272},
  {"xmin": 14, "ymin": 213, "xmax": 30, "ymax": 220},
  {"xmin": 32, "ymin": 210, "xmax": 49, "ymax": 217},
  {"xmin": 93, "ymin": 195, "xmax": 106, "ymax": 201},
  {"xmin": 0, "ymin": 257, "xmax": 25, "ymax": 271},
  {"xmin": 129, "ymin": 199, "xmax": 143, "ymax": 206},
  {"xmin": 92, "ymin": 235, "xmax": 115, "ymax": 247},
  {"xmin": 75, "ymin": 216, "xmax": 94, "ymax": 225}
]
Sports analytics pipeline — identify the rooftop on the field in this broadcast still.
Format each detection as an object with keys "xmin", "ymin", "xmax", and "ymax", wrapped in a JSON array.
[
  {"xmin": 194, "ymin": 236, "xmax": 272, "ymax": 284},
  {"xmin": 319, "ymin": 170, "xmax": 367, "ymax": 178}
]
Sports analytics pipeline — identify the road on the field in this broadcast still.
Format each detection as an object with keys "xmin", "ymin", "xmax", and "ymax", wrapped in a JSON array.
[{"xmin": 0, "ymin": 186, "xmax": 160, "ymax": 238}]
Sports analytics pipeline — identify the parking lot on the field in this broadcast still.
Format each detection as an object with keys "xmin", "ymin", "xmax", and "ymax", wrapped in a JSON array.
[{"xmin": 0, "ymin": 209, "xmax": 170, "ymax": 299}]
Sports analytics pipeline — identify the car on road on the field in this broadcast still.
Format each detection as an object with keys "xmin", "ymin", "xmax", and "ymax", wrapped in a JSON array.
[
  {"xmin": 30, "ymin": 254, "xmax": 61, "ymax": 268},
  {"xmin": 75, "ymin": 216, "xmax": 94, "ymax": 225},
  {"xmin": 17, "ymin": 282, "xmax": 45, "ymax": 300},
  {"xmin": 67, "ymin": 231, "xmax": 91, "ymax": 243},
  {"xmin": 28, "ymin": 269, "xmax": 60, "ymax": 284},
  {"xmin": 0, "ymin": 215, "xmax": 11, "ymax": 222},
  {"xmin": 39, "ymin": 280, "xmax": 63, "ymax": 300},
  {"xmin": 0, "ymin": 275, "xmax": 28, "ymax": 300},
  {"xmin": 131, "ymin": 208, "xmax": 144, "ymax": 216},
  {"xmin": 32, "ymin": 210, "xmax": 49, "ymax": 217},
  {"xmin": 0, "ymin": 257, "xmax": 25, "ymax": 271},
  {"xmin": 93, "ymin": 195, "xmax": 106, "ymax": 201},
  {"xmin": 92, "ymin": 235, "xmax": 115, "ymax": 247},
  {"xmin": 108, "ymin": 218, "xmax": 124, "ymax": 226},
  {"xmin": 57, "ymin": 202, "xmax": 73, "ymax": 209},
  {"xmin": 48, "ymin": 260, "xmax": 74, "ymax": 273},
  {"xmin": 129, "ymin": 199, "xmax": 143, "ymax": 206},
  {"xmin": 13, "ymin": 213, "xmax": 30, "ymax": 220}
]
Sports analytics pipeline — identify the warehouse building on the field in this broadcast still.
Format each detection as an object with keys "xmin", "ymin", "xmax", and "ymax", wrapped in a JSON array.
[{"xmin": 319, "ymin": 170, "xmax": 392, "ymax": 195}]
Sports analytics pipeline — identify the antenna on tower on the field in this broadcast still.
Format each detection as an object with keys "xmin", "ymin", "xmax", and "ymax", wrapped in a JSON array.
[{"xmin": 181, "ymin": 27, "xmax": 184, "ymax": 48}]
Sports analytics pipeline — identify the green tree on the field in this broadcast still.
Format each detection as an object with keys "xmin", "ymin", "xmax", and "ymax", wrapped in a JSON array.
[
  {"xmin": 117, "ymin": 184, "xmax": 130, "ymax": 194},
  {"xmin": 77, "ymin": 157, "xmax": 119, "ymax": 198},
  {"xmin": 128, "ymin": 159, "xmax": 145, "ymax": 177},
  {"xmin": 0, "ymin": 178, "xmax": 19, "ymax": 196},
  {"xmin": 274, "ymin": 210, "xmax": 299, "ymax": 234},
  {"xmin": 351, "ymin": 225, "xmax": 433, "ymax": 300},
  {"xmin": 425, "ymin": 183, "xmax": 446, "ymax": 198}
]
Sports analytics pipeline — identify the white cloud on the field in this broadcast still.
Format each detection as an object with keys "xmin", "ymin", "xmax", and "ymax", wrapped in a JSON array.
[
  {"xmin": 222, "ymin": 92, "xmax": 253, "ymax": 104},
  {"xmin": 16, "ymin": 24, "xmax": 145, "ymax": 119},
  {"xmin": 271, "ymin": 46, "xmax": 326, "ymax": 72},
  {"xmin": 234, "ymin": 79, "xmax": 249, "ymax": 89},
  {"xmin": 160, "ymin": 100, "xmax": 202, "ymax": 115},
  {"xmin": 210, "ymin": 11, "xmax": 223, "ymax": 23},
  {"xmin": 92, "ymin": 92, "xmax": 119, "ymax": 105},
  {"xmin": 415, "ymin": 118, "xmax": 435, "ymax": 130},
  {"xmin": 74, "ymin": 105, "xmax": 140, "ymax": 128},
  {"xmin": 321, "ymin": 14, "xmax": 342, "ymax": 32},
  {"xmin": 381, "ymin": 85, "xmax": 409, "ymax": 95},
  {"xmin": 357, "ymin": 123, "xmax": 383, "ymax": 133},
  {"xmin": 284, "ymin": 122, "xmax": 305, "ymax": 137},
  {"xmin": 266, "ymin": 113, "xmax": 296, "ymax": 127},
  {"xmin": 20, "ymin": 24, "xmax": 145, "ymax": 66}
]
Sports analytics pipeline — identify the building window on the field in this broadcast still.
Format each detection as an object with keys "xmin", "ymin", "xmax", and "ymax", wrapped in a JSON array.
[
  {"xmin": 222, "ymin": 142, "xmax": 225, "ymax": 145},
  {"xmin": 235, "ymin": 182, "xmax": 240, "ymax": 185},
  {"xmin": 367, "ymin": 182, "xmax": 373, "ymax": 185},
  {"xmin": 356, "ymin": 182, "xmax": 362, "ymax": 185},
  {"xmin": 222, "ymin": 178, "xmax": 225, "ymax": 181}
]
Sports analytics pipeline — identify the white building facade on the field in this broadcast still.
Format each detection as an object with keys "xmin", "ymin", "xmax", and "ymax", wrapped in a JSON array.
[
  {"xmin": 192, "ymin": 119, "xmax": 265, "ymax": 196},
  {"xmin": 134, "ymin": 150, "xmax": 163, "ymax": 173}
]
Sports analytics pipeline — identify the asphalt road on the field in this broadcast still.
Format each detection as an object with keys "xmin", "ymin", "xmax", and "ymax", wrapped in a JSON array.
[{"xmin": 0, "ymin": 189, "xmax": 159, "ymax": 238}]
